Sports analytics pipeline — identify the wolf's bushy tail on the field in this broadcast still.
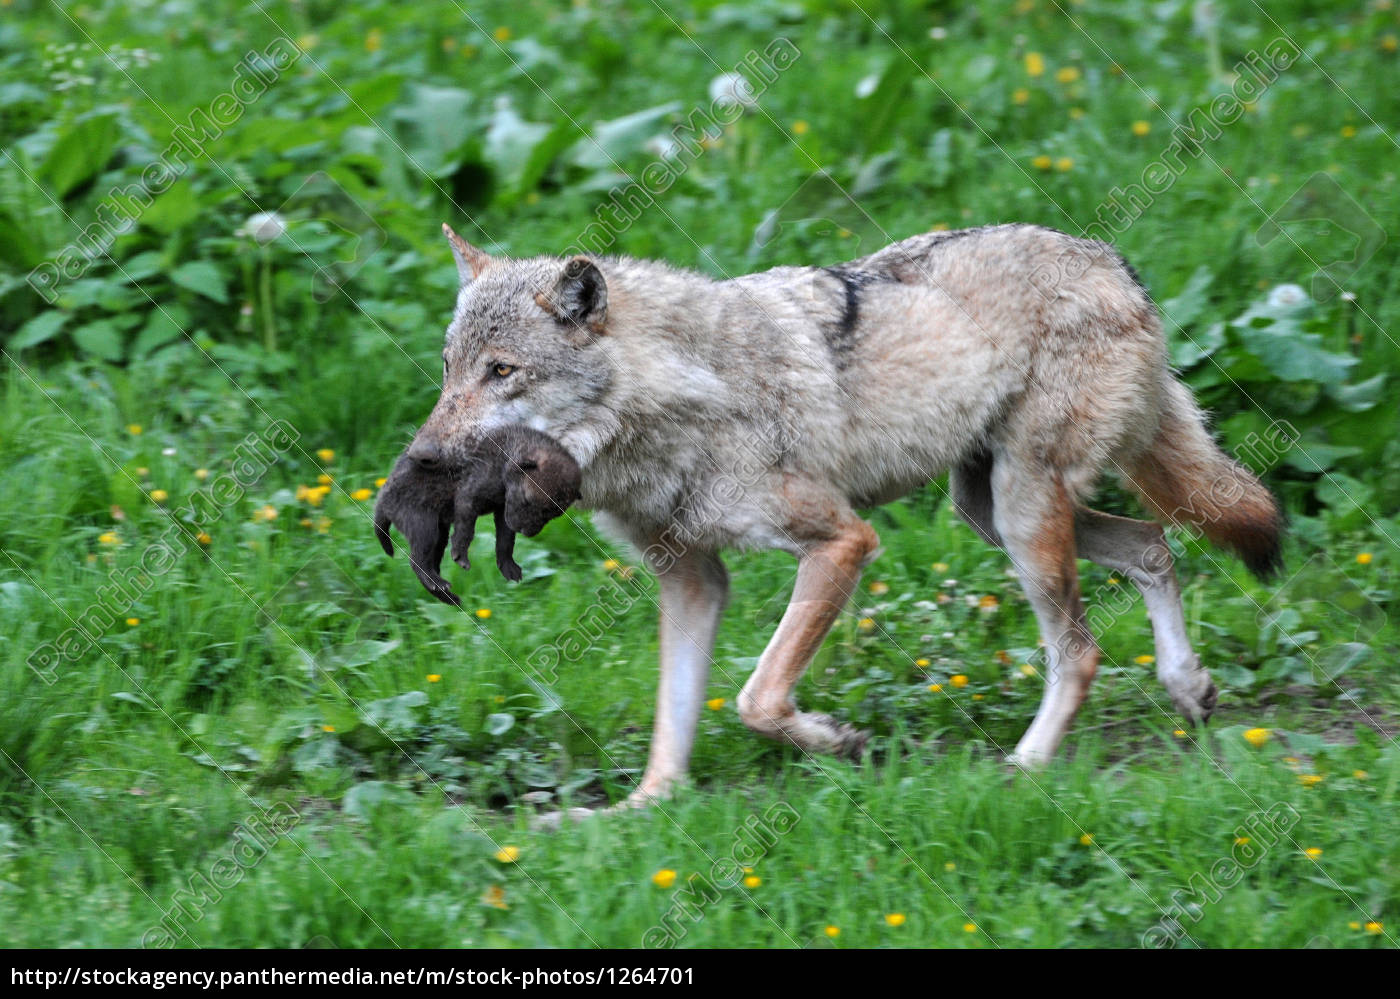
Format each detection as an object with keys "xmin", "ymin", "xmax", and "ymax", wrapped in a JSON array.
[{"xmin": 1122, "ymin": 378, "xmax": 1284, "ymax": 580}]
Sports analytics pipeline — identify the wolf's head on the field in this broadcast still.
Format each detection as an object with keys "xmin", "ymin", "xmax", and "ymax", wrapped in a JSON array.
[{"xmin": 406, "ymin": 225, "xmax": 613, "ymax": 473}]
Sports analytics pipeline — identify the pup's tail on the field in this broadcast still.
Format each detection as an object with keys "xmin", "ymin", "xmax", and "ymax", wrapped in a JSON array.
[{"xmin": 1122, "ymin": 377, "xmax": 1284, "ymax": 580}]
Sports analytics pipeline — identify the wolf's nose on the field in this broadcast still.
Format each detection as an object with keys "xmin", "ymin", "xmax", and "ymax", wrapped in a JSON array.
[{"xmin": 407, "ymin": 439, "xmax": 443, "ymax": 469}]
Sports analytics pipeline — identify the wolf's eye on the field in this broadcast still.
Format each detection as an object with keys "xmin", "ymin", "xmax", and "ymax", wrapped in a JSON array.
[{"xmin": 492, "ymin": 363, "xmax": 515, "ymax": 378}]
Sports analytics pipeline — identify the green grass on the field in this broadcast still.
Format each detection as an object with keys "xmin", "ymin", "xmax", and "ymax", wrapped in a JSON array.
[{"xmin": 2, "ymin": 0, "xmax": 1399, "ymax": 948}]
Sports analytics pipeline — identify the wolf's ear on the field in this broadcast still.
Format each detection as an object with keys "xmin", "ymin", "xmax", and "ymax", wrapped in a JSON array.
[
  {"xmin": 537, "ymin": 257, "xmax": 608, "ymax": 337},
  {"xmin": 442, "ymin": 223, "xmax": 491, "ymax": 283}
]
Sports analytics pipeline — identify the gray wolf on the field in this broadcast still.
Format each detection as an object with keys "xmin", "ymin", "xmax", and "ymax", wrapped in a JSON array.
[
  {"xmin": 375, "ymin": 425, "xmax": 581, "ymax": 601},
  {"xmin": 405, "ymin": 222, "xmax": 1282, "ymax": 807}
]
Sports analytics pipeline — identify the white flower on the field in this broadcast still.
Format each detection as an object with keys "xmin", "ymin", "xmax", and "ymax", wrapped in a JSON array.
[
  {"xmin": 1266, "ymin": 283, "xmax": 1308, "ymax": 308},
  {"xmin": 161, "ymin": 447, "xmax": 176, "ymax": 457},
  {"xmin": 929, "ymin": 27, "xmax": 948, "ymax": 41},
  {"xmin": 708, "ymin": 72, "xmax": 757, "ymax": 111},
  {"xmin": 243, "ymin": 211, "xmax": 287, "ymax": 245},
  {"xmin": 644, "ymin": 135, "xmax": 681, "ymax": 160},
  {"xmin": 1341, "ymin": 291, "xmax": 1357, "ymax": 303},
  {"xmin": 854, "ymin": 73, "xmax": 880, "ymax": 99}
]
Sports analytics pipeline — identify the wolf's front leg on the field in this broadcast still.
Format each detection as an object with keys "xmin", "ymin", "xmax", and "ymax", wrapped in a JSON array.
[
  {"xmin": 627, "ymin": 549, "xmax": 729, "ymax": 807},
  {"xmin": 737, "ymin": 519, "xmax": 881, "ymax": 756}
]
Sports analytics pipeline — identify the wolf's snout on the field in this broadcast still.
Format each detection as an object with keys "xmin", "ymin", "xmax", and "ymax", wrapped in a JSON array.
[{"xmin": 406, "ymin": 438, "xmax": 444, "ymax": 469}]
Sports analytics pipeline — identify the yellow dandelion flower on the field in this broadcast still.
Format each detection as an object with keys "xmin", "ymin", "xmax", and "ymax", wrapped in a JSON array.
[
  {"xmin": 1365, "ymin": 921, "xmax": 1383, "ymax": 934},
  {"xmin": 869, "ymin": 580, "xmax": 890, "ymax": 595},
  {"xmin": 1020, "ymin": 663, "xmax": 1038, "ymax": 677},
  {"xmin": 252, "ymin": 505, "xmax": 278, "ymax": 522},
  {"xmin": 932, "ymin": 562, "xmax": 949, "ymax": 572},
  {"xmin": 963, "ymin": 922, "xmax": 977, "ymax": 933},
  {"xmin": 1349, "ymin": 921, "xmax": 1362, "ymax": 930},
  {"xmin": 150, "ymin": 489, "xmax": 168, "ymax": 503},
  {"xmin": 1108, "ymin": 577, "xmax": 1121, "ymax": 585},
  {"xmin": 1135, "ymin": 654, "xmax": 1155, "ymax": 665},
  {"xmin": 978, "ymin": 594, "xmax": 999, "ymax": 611},
  {"xmin": 493, "ymin": 25, "xmax": 512, "ymax": 42},
  {"xmin": 476, "ymin": 608, "xmax": 492, "ymax": 619},
  {"xmin": 99, "ymin": 531, "xmax": 120, "ymax": 546},
  {"xmin": 928, "ymin": 683, "xmax": 943, "ymax": 693},
  {"xmin": 126, "ymin": 617, "xmax": 139, "ymax": 627},
  {"xmin": 296, "ymin": 33, "xmax": 318, "ymax": 52},
  {"xmin": 652, "ymin": 869, "xmax": 676, "ymax": 888},
  {"xmin": 316, "ymin": 448, "xmax": 335, "ymax": 462},
  {"xmin": 1304, "ymin": 847, "xmax": 1322, "ymax": 859},
  {"xmin": 1340, "ymin": 125, "xmax": 1357, "ymax": 138},
  {"xmin": 375, "ymin": 477, "xmax": 387, "ymax": 488},
  {"xmin": 706, "ymin": 697, "xmax": 725, "ymax": 711},
  {"xmin": 1173, "ymin": 729, "xmax": 1187, "ymax": 738},
  {"xmin": 944, "ymin": 861, "xmax": 956, "ymax": 872},
  {"xmin": 1354, "ymin": 770, "xmax": 1368, "ymax": 780},
  {"xmin": 1356, "ymin": 552, "xmax": 1372, "ymax": 565},
  {"xmin": 351, "ymin": 488, "xmax": 372, "ymax": 501},
  {"xmin": 494, "ymin": 845, "xmax": 520, "ymax": 863},
  {"xmin": 603, "ymin": 558, "xmax": 621, "ymax": 572},
  {"xmin": 1132, "ymin": 120, "xmax": 1150, "ymax": 136},
  {"xmin": 857, "ymin": 617, "xmax": 876, "ymax": 633},
  {"xmin": 1055, "ymin": 157, "xmax": 1074, "ymax": 172},
  {"xmin": 1012, "ymin": 87, "xmax": 1030, "ymax": 105},
  {"xmin": 1025, "ymin": 52, "xmax": 1045, "ymax": 76},
  {"xmin": 744, "ymin": 875, "xmax": 761, "ymax": 888},
  {"xmin": 1079, "ymin": 833, "xmax": 1094, "ymax": 846},
  {"xmin": 972, "ymin": 693, "xmax": 985, "ymax": 701},
  {"xmin": 305, "ymin": 486, "xmax": 330, "ymax": 507},
  {"xmin": 364, "ymin": 29, "xmax": 382, "ymax": 53},
  {"xmin": 1055, "ymin": 66, "xmax": 1080, "ymax": 83},
  {"xmin": 1243, "ymin": 727, "xmax": 1270, "ymax": 748},
  {"xmin": 480, "ymin": 884, "xmax": 508, "ymax": 910},
  {"xmin": 127, "ymin": 424, "xmax": 142, "ymax": 435},
  {"xmin": 916, "ymin": 658, "xmax": 930, "ymax": 668},
  {"xmin": 885, "ymin": 913, "xmax": 906, "ymax": 927},
  {"xmin": 196, "ymin": 532, "xmax": 211, "ymax": 545},
  {"xmin": 427, "ymin": 674, "xmax": 441, "ymax": 683},
  {"xmin": 317, "ymin": 473, "xmax": 332, "ymax": 486},
  {"xmin": 135, "ymin": 467, "xmax": 149, "ymax": 478},
  {"xmin": 194, "ymin": 468, "xmax": 209, "ymax": 481},
  {"xmin": 792, "ymin": 120, "xmax": 810, "ymax": 136},
  {"xmin": 322, "ymin": 725, "xmax": 335, "ymax": 733},
  {"xmin": 1032, "ymin": 154, "xmax": 1053, "ymax": 170},
  {"xmin": 950, "ymin": 674, "xmax": 969, "ymax": 688},
  {"xmin": 1298, "ymin": 774, "xmax": 1324, "ymax": 788},
  {"xmin": 824, "ymin": 925, "xmax": 840, "ymax": 938}
]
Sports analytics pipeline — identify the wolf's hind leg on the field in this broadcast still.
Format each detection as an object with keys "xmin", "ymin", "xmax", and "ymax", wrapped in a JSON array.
[
  {"xmin": 737, "ymin": 516, "xmax": 880, "ymax": 758},
  {"xmin": 1073, "ymin": 508, "xmax": 1216, "ymax": 723},
  {"xmin": 992, "ymin": 460, "xmax": 1100, "ymax": 768}
]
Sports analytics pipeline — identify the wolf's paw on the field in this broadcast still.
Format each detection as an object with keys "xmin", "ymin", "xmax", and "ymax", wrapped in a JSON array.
[{"xmin": 1165, "ymin": 667, "xmax": 1217, "ymax": 724}]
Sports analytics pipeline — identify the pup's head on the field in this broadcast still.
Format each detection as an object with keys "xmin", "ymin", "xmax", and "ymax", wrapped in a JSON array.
[
  {"xmin": 405, "ymin": 226, "xmax": 614, "ymax": 473},
  {"xmin": 501, "ymin": 436, "xmax": 582, "ymax": 537}
]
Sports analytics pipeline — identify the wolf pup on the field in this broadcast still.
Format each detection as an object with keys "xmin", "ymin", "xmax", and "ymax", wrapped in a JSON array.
[
  {"xmin": 375, "ymin": 426, "xmax": 581, "ymax": 602},
  {"xmin": 405, "ymin": 222, "xmax": 1283, "ymax": 810},
  {"xmin": 448, "ymin": 425, "xmax": 583, "ymax": 582}
]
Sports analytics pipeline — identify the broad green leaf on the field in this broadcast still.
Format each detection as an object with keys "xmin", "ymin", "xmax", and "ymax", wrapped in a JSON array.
[
  {"xmin": 9, "ymin": 310, "xmax": 67, "ymax": 350},
  {"xmin": 38, "ymin": 112, "xmax": 120, "ymax": 199},
  {"xmin": 71, "ymin": 319, "xmax": 124, "ymax": 361},
  {"xmin": 170, "ymin": 260, "xmax": 229, "ymax": 303}
]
